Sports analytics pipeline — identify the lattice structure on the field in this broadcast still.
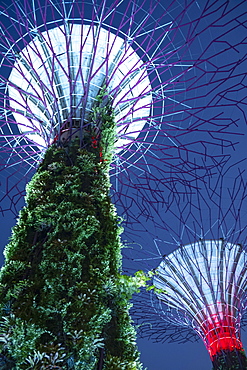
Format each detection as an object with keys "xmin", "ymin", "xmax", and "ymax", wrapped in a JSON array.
[
  {"xmin": 129, "ymin": 165, "xmax": 247, "ymax": 368},
  {"xmin": 0, "ymin": 0, "xmax": 246, "ymax": 219},
  {"xmin": 7, "ymin": 23, "xmax": 151, "ymax": 150},
  {"xmin": 154, "ymin": 240, "xmax": 247, "ymax": 367}
]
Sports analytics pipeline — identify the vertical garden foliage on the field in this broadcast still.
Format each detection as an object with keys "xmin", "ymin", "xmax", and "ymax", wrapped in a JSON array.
[
  {"xmin": 212, "ymin": 349, "xmax": 247, "ymax": 370},
  {"xmin": 0, "ymin": 97, "xmax": 143, "ymax": 369}
]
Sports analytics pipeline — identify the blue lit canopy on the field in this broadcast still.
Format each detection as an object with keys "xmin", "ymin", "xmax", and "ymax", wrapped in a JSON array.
[
  {"xmin": 8, "ymin": 24, "xmax": 152, "ymax": 149},
  {"xmin": 154, "ymin": 240, "xmax": 247, "ymax": 356}
]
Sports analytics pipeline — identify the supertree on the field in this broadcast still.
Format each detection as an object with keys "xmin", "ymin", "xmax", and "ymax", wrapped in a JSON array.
[
  {"xmin": 0, "ymin": 0, "xmax": 246, "ymax": 369},
  {"xmin": 154, "ymin": 239, "xmax": 247, "ymax": 369},
  {"xmin": 130, "ymin": 162, "xmax": 247, "ymax": 370}
]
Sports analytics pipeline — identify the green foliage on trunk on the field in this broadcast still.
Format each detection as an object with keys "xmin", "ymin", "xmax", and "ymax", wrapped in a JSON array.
[
  {"xmin": 211, "ymin": 349, "xmax": 247, "ymax": 370},
  {"xmin": 0, "ymin": 96, "xmax": 143, "ymax": 369}
]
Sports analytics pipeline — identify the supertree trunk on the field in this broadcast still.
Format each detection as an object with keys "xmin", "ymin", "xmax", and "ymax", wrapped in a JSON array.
[{"xmin": 0, "ymin": 120, "xmax": 142, "ymax": 369}]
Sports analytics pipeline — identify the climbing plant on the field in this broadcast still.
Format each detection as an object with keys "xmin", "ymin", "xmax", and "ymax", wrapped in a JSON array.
[{"xmin": 0, "ymin": 90, "xmax": 144, "ymax": 370}]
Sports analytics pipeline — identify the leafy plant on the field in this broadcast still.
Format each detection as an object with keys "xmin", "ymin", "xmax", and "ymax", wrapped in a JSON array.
[{"xmin": 0, "ymin": 89, "xmax": 143, "ymax": 369}]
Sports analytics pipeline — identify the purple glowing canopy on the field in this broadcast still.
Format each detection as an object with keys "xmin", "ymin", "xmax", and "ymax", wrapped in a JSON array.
[
  {"xmin": 8, "ymin": 23, "xmax": 152, "ymax": 149},
  {"xmin": 0, "ymin": 0, "xmax": 246, "ymax": 218},
  {"xmin": 154, "ymin": 239, "xmax": 247, "ymax": 348},
  {"xmin": 130, "ymin": 164, "xmax": 247, "ymax": 349}
]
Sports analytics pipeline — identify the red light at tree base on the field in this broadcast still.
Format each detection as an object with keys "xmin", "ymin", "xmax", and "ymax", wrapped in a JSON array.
[{"xmin": 202, "ymin": 315, "xmax": 243, "ymax": 358}]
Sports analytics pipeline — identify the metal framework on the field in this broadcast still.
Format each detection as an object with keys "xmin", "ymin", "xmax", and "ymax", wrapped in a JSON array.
[
  {"xmin": 125, "ymin": 161, "xmax": 247, "ymax": 369},
  {"xmin": 0, "ymin": 0, "xmax": 246, "ymax": 219},
  {"xmin": 154, "ymin": 239, "xmax": 247, "ymax": 358},
  {"xmin": 7, "ymin": 23, "xmax": 151, "ymax": 150}
]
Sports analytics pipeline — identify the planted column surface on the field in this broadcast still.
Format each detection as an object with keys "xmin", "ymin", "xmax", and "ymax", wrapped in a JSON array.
[
  {"xmin": 212, "ymin": 349, "xmax": 247, "ymax": 370},
  {"xmin": 0, "ymin": 124, "xmax": 142, "ymax": 369}
]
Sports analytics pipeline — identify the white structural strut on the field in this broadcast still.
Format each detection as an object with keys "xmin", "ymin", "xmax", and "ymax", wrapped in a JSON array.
[
  {"xmin": 8, "ymin": 23, "xmax": 152, "ymax": 149},
  {"xmin": 154, "ymin": 240, "xmax": 247, "ymax": 356}
]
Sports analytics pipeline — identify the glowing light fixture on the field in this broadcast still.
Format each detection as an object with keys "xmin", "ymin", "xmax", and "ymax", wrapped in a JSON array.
[{"xmin": 154, "ymin": 240, "xmax": 247, "ymax": 368}]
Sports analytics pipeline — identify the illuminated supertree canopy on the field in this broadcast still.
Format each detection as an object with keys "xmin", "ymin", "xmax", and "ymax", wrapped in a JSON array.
[
  {"xmin": 154, "ymin": 239, "xmax": 247, "ymax": 369},
  {"xmin": 130, "ymin": 163, "xmax": 247, "ymax": 369},
  {"xmin": 0, "ymin": 0, "xmax": 246, "ymax": 369},
  {"xmin": 0, "ymin": 0, "xmax": 246, "ymax": 217}
]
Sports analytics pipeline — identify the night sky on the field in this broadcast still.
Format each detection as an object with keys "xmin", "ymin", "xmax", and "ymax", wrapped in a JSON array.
[{"xmin": 0, "ymin": 0, "xmax": 247, "ymax": 369}]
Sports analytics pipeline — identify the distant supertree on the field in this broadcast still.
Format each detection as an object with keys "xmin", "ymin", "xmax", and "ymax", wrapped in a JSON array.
[
  {"xmin": 130, "ymin": 164, "xmax": 247, "ymax": 370},
  {"xmin": 154, "ymin": 239, "xmax": 247, "ymax": 369},
  {"xmin": 0, "ymin": 0, "xmax": 246, "ymax": 369}
]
